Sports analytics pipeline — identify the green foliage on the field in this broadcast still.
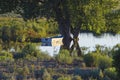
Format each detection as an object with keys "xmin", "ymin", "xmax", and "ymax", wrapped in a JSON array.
[
  {"xmin": 113, "ymin": 48, "xmax": 120, "ymax": 78},
  {"xmin": 0, "ymin": 18, "xmax": 25, "ymax": 42},
  {"xmin": 57, "ymin": 76, "xmax": 72, "ymax": 80},
  {"xmin": 82, "ymin": 0, "xmax": 120, "ymax": 34},
  {"xmin": 25, "ymin": 18, "xmax": 58, "ymax": 38},
  {"xmin": 22, "ymin": 43, "xmax": 37, "ymax": 56},
  {"xmin": 17, "ymin": 66, "xmax": 30, "ymax": 78},
  {"xmin": 0, "ymin": 51, "xmax": 14, "ymax": 62},
  {"xmin": 84, "ymin": 53, "xmax": 96, "ymax": 67},
  {"xmin": 83, "ymin": 0, "xmax": 106, "ymax": 34},
  {"xmin": 105, "ymin": 8, "xmax": 120, "ymax": 33},
  {"xmin": 98, "ymin": 55, "xmax": 112, "ymax": 71},
  {"xmin": 21, "ymin": 43, "xmax": 51, "ymax": 60},
  {"xmin": 47, "ymin": 18, "xmax": 59, "ymax": 35},
  {"xmin": 37, "ymin": 51, "xmax": 51, "ymax": 61},
  {"xmin": 104, "ymin": 67, "xmax": 118, "ymax": 80},
  {"xmin": 84, "ymin": 52, "xmax": 112, "ymax": 70},
  {"xmin": 56, "ymin": 49, "xmax": 73, "ymax": 64},
  {"xmin": 0, "ymin": 17, "xmax": 58, "ymax": 42},
  {"xmin": 42, "ymin": 69, "xmax": 52, "ymax": 80},
  {"xmin": 23, "ymin": 65, "xmax": 30, "ymax": 76},
  {"xmin": 74, "ymin": 68, "xmax": 102, "ymax": 80},
  {"xmin": 0, "ymin": 45, "xmax": 117, "ymax": 80},
  {"xmin": 72, "ymin": 75, "xmax": 82, "ymax": 80},
  {"xmin": 0, "ymin": 18, "xmax": 25, "ymax": 41},
  {"xmin": 17, "ymin": 68, "xmax": 24, "ymax": 75},
  {"xmin": 21, "ymin": 44, "xmax": 34, "ymax": 59},
  {"xmin": 26, "ymin": 18, "xmax": 49, "ymax": 38},
  {"xmin": 1, "ymin": 0, "xmax": 120, "ymax": 34},
  {"xmin": 99, "ymin": 70, "xmax": 104, "ymax": 79}
]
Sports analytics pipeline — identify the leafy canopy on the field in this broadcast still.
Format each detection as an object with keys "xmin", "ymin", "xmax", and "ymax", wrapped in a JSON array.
[{"xmin": 0, "ymin": 0, "xmax": 120, "ymax": 34}]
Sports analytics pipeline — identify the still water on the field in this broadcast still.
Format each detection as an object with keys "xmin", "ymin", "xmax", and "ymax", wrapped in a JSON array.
[{"xmin": 39, "ymin": 33, "xmax": 120, "ymax": 56}]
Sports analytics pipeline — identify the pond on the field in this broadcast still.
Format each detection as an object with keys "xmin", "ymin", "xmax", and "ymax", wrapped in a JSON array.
[{"xmin": 39, "ymin": 33, "xmax": 120, "ymax": 56}]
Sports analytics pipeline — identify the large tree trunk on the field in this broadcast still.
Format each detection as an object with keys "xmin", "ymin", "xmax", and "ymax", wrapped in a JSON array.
[
  {"xmin": 55, "ymin": 7, "xmax": 72, "ymax": 49},
  {"xmin": 54, "ymin": 1, "xmax": 82, "ymax": 56}
]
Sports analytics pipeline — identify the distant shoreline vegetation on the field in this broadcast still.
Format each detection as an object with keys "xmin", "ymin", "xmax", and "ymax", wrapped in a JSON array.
[
  {"xmin": 0, "ymin": 17, "xmax": 59, "ymax": 43},
  {"xmin": 80, "ymin": 30, "xmax": 118, "ymax": 36},
  {"xmin": 0, "ymin": 16, "xmax": 119, "ymax": 43}
]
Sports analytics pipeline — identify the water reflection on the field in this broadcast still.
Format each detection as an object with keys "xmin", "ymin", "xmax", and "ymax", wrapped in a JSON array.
[
  {"xmin": 79, "ymin": 33, "xmax": 120, "ymax": 50},
  {"xmin": 39, "ymin": 33, "xmax": 120, "ymax": 56}
]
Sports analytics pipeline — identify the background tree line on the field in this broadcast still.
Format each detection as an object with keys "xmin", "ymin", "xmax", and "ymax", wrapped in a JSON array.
[{"xmin": 0, "ymin": 17, "xmax": 59, "ymax": 43}]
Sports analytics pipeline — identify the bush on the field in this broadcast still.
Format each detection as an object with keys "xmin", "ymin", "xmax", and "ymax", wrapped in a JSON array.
[
  {"xmin": 84, "ymin": 53, "xmax": 96, "ymax": 67},
  {"xmin": 113, "ymin": 48, "xmax": 120, "ymax": 78},
  {"xmin": 23, "ymin": 65, "xmax": 30, "ymax": 76},
  {"xmin": 21, "ymin": 43, "xmax": 51, "ymax": 60},
  {"xmin": 104, "ymin": 67, "xmax": 118, "ymax": 80},
  {"xmin": 0, "ymin": 18, "xmax": 26, "ymax": 42},
  {"xmin": 42, "ymin": 69, "xmax": 52, "ymax": 80},
  {"xmin": 37, "ymin": 51, "xmax": 51, "ymax": 61},
  {"xmin": 0, "ymin": 51, "xmax": 14, "ymax": 62},
  {"xmin": 56, "ymin": 49, "xmax": 73, "ymax": 64},
  {"xmin": 84, "ymin": 52, "xmax": 112, "ymax": 70},
  {"xmin": 72, "ymin": 75, "xmax": 82, "ymax": 80},
  {"xmin": 98, "ymin": 55, "xmax": 112, "ymax": 71},
  {"xmin": 0, "ymin": 17, "xmax": 59, "ymax": 42},
  {"xmin": 22, "ymin": 43, "xmax": 37, "ymax": 56},
  {"xmin": 73, "ymin": 68, "xmax": 101, "ymax": 79},
  {"xmin": 57, "ymin": 76, "xmax": 72, "ymax": 80}
]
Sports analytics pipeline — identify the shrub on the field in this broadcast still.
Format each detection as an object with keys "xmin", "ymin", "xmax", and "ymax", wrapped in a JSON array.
[
  {"xmin": 22, "ymin": 65, "xmax": 30, "ymax": 76},
  {"xmin": 73, "ymin": 68, "xmax": 101, "ymax": 79},
  {"xmin": 98, "ymin": 55, "xmax": 112, "ymax": 71},
  {"xmin": 104, "ymin": 67, "xmax": 118, "ymax": 80},
  {"xmin": 42, "ymin": 69, "xmax": 52, "ymax": 80},
  {"xmin": 0, "ymin": 17, "xmax": 58, "ymax": 42},
  {"xmin": 113, "ymin": 48, "xmax": 120, "ymax": 78},
  {"xmin": 84, "ymin": 52, "xmax": 112, "ymax": 70},
  {"xmin": 0, "ymin": 51, "xmax": 14, "ymax": 62},
  {"xmin": 56, "ymin": 49, "xmax": 73, "ymax": 64},
  {"xmin": 21, "ymin": 43, "xmax": 51, "ymax": 60},
  {"xmin": 72, "ymin": 75, "xmax": 82, "ymax": 80},
  {"xmin": 84, "ymin": 53, "xmax": 94, "ymax": 67}
]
